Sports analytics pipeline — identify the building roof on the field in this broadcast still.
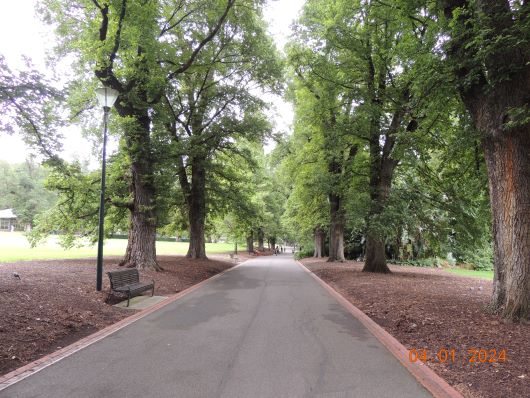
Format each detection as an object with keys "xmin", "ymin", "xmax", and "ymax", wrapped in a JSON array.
[{"xmin": 0, "ymin": 209, "xmax": 17, "ymax": 219}]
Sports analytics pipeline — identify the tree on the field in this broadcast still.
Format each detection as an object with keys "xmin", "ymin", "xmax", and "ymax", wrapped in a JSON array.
[
  {"xmin": 161, "ymin": 2, "xmax": 282, "ymax": 259},
  {"xmin": 288, "ymin": 32, "xmax": 362, "ymax": 262},
  {"xmin": 290, "ymin": 0, "xmax": 457, "ymax": 270},
  {"xmin": 0, "ymin": 161, "xmax": 57, "ymax": 227},
  {"xmin": 41, "ymin": 0, "xmax": 237, "ymax": 269},
  {"xmin": 440, "ymin": 0, "xmax": 530, "ymax": 320},
  {"xmin": 0, "ymin": 56, "xmax": 63, "ymax": 164}
]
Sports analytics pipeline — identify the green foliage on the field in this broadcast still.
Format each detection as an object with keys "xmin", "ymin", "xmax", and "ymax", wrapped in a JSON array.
[
  {"xmin": 295, "ymin": 246, "xmax": 315, "ymax": 260},
  {"xmin": 35, "ymin": 0, "xmax": 284, "ymax": 256},
  {"xmin": 0, "ymin": 161, "xmax": 57, "ymax": 226},
  {"xmin": 279, "ymin": 0, "xmax": 496, "ymax": 265},
  {"xmin": 457, "ymin": 241, "xmax": 494, "ymax": 271},
  {"xmin": 27, "ymin": 155, "xmax": 131, "ymax": 248},
  {"xmin": 0, "ymin": 56, "xmax": 64, "ymax": 162}
]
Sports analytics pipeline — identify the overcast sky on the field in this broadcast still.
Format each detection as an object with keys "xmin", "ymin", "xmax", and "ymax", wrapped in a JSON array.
[{"xmin": 0, "ymin": 0, "xmax": 305, "ymax": 164}]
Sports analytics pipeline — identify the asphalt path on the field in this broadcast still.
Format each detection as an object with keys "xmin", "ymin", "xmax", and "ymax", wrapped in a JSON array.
[{"xmin": 1, "ymin": 254, "xmax": 432, "ymax": 398}]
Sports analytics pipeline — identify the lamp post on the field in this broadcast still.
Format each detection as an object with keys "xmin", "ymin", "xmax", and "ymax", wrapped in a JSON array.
[{"xmin": 95, "ymin": 86, "xmax": 119, "ymax": 291}]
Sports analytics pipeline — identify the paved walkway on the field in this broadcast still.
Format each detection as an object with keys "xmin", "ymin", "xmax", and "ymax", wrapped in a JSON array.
[{"xmin": 1, "ymin": 255, "xmax": 431, "ymax": 398}]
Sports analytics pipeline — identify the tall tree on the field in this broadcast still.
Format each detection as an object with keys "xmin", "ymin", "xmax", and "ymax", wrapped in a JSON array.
[
  {"xmin": 162, "ymin": 2, "xmax": 282, "ymax": 259},
  {"xmin": 41, "ymin": 0, "xmax": 236, "ymax": 269},
  {"xmin": 291, "ymin": 0, "xmax": 454, "ymax": 269},
  {"xmin": 440, "ymin": 0, "xmax": 530, "ymax": 319},
  {"xmin": 288, "ymin": 38, "xmax": 360, "ymax": 262}
]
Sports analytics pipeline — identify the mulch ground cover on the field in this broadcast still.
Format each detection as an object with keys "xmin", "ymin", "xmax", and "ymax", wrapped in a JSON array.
[
  {"xmin": 0, "ymin": 255, "xmax": 235, "ymax": 376},
  {"xmin": 302, "ymin": 258, "xmax": 529, "ymax": 398}
]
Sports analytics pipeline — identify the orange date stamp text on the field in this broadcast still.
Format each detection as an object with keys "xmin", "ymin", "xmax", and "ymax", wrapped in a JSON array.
[{"xmin": 408, "ymin": 348, "xmax": 507, "ymax": 364}]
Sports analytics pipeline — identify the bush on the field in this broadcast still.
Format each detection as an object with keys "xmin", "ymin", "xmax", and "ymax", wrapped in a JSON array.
[
  {"xmin": 460, "ymin": 244, "xmax": 493, "ymax": 271},
  {"xmin": 295, "ymin": 246, "xmax": 315, "ymax": 260},
  {"xmin": 392, "ymin": 257, "xmax": 443, "ymax": 268}
]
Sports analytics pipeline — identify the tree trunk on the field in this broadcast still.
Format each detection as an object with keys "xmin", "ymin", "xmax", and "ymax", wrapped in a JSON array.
[
  {"xmin": 362, "ymin": 154, "xmax": 394, "ymax": 273},
  {"xmin": 119, "ymin": 113, "xmax": 161, "ymax": 271},
  {"xmin": 257, "ymin": 227, "xmax": 264, "ymax": 251},
  {"xmin": 328, "ymin": 193, "xmax": 345, "ymax": 262},
  {"xmin": 395, "ymin": 227, "xmax": 403, "ymax": 261},
  {"xmin": 314, "ymin": 227, "xmax": 325, "ymax": 258},
  {"xmin": 364, "ymin": 231, "xmax": 390, "ymax": 273},
  {"xmin": 362, "ymin": 105, "xmax": 403, "ymax": 273},
  {"xmin": 484, "ymin": 131, "xmax": 530, "ymax": 320},
  {"xmin": 246, "ymin": 230, "xmax": 253, "ymax": 254},
  {"xmin": 320, "ymin": 230, "xmax": 327, "ymax": 257},
  {"xmin": 186, "ymin": 157, "xmax": 207, "ymax": 259},
  {"xmin": 442, "ymin": 0, "xmax": 530, "ymax": 321}
]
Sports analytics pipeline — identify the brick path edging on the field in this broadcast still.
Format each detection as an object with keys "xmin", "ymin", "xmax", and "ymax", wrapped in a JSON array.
[
  {"xmin": 297, "ymin": 260, "xmax": 463, "ymax": 398},
  {"xmin": 0, "ymin": 261, "xmax": 244, "ymax": 391}
]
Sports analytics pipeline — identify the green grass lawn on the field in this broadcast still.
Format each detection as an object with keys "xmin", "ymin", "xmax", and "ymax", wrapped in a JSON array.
[
  {"xmin": 0, "ymin": 232, "xmax": 234, "ymax": 262},
  {"xmin": 444, "ymin": 268, "xmax": 494, "ymax": 280}
]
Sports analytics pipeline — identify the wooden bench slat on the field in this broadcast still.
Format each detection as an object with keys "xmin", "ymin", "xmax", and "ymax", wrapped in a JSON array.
[{"xmin": 106, "ymin": 269, "xmax": 155, "ymax": 306}]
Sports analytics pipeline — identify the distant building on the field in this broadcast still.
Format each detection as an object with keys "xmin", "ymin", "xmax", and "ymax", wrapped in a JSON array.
[{"xmin": 0, "ymin": 209, "xmax": 18, "ymax": 231}]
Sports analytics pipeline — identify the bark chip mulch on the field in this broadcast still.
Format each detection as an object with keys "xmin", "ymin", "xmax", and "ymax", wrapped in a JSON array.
[
  {"xmin": 302, "ymin": 258, "xmax": 529, "ymax": 398},
  {"xmin": 0, "ymin": 255, "xmax": 234, "ymax": 376}
]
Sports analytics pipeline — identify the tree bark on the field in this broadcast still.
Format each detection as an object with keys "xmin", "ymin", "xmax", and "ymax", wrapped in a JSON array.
[
  {"xmin": 246, "ymin": 230, "xmax": 254, "ymax": 254},
  {"xmin": 118, "ymin": 112, "xmax": 161, "ymax": 271},
  {"xmin": 443, "ymin": 0, "xmax": 530, "ymax": 319},
  {"xmin": 364, "ymin": 231, "xmax": 389, "ymax": 273},
  {"xmin": 484, "ymin": 130, "xmax": 530, "ymax": 320},
  {"xmin": 362, "ymin": 68, "xmax": 408, "ymax": 273},
  {"xmin": 257, "ymin": 227, "xmax": 264, "ymax": 251},
  {"xmin": 314, "ymin": 227, "xmax": 325, "ymax": 258},
  {"xmin": 362, "ymin": 131, "xmax": 397, "ymax": 274},
  {"xmin": 328, "ymin": 193, "xmax": 345, "ymax": 262},
  {"xmin": 186, "ymin": 157, "xmax": 207, "ymax": 259},
  {"xmin": 395, "ymin": 227, "xmax": 403, "ymax": 261}
]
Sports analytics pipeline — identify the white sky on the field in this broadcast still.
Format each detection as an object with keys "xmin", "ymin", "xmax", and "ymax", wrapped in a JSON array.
[{"xmin": 0, "ymin": 0, "xmax": 305, "ymax": 164}]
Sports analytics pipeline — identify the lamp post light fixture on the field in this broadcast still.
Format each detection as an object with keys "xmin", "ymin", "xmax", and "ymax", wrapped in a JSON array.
[{"xmin": 95, "ymin": 86, "xmax": 119, "ymax": 291}]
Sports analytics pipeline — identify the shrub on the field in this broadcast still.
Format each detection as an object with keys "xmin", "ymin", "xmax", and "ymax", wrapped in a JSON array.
[
  {"xmin": 392, "ymin": 257, "xmax": 443, "ymax": 268},
  {"xmin": 460, "ymin": 244, "xmax": 493, "ymax": 271},
  {"xmin": 295, "ymin": 246, "xmax": 315, "ymax": 260}
]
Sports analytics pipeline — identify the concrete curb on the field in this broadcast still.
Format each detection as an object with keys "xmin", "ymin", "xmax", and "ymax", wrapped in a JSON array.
[
  {"xmin": 0, "ymin": 260, "xmax": 246, "ymax": 391},
  {"xmin": 296, "ymin": 260, "xmax": 463, "ymax": 398}
]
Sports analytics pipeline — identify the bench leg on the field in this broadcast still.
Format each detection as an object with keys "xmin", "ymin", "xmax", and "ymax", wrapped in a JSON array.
[
  {"xmin": 127, "ymin": 292, "xmax": 131, "ymax": 307},
  {"xmin": 151, "ymin": 281, "xmax": 155, "ymax": 297}
]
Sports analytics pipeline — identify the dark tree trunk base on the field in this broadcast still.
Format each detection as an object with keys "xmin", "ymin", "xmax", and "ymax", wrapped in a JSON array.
[
  {"xmin": 363, "ymin": 233, "xmax": 391, "ymax": 273},
  {"xmin": 186, "ymin": 252, "xmax": 208, "ymax": 260},
  {"xmin": 119, "ymin": 258, "xmax": 164, "ymax": 271},
  {"xmin": 362, "ymin": 262, "xmax": 391, "ymax": 274}
]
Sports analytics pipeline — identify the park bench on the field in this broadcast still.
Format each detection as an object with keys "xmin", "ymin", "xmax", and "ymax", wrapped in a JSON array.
[
  {"xmin": 229, "ymin": 253, "xmax": 239, "ymax": 262},
  {"xmin": 106, "ymin": 269, "xmax": 155, "ymax": 307}
]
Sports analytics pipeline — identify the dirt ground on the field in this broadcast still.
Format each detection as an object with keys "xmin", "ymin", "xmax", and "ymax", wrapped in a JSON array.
[
  {"xmin": 0, "ymin": 254, "xmax": 238, "ymax": 376},
  {"xmin": 302, "ymin": 258, "xmax": 529, "ymax": 398}
]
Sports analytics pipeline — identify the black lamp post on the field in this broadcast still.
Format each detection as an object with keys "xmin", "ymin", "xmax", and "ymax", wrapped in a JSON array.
[{"xmin": 95, "ymin": 86, "xmax": 119, "ymax": 291}]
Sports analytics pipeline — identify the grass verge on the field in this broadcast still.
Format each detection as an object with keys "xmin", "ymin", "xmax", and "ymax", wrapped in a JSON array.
[
  {"xmin": 0, "ymin": 232, "xmax": 234, "ymax": 262},
  {"xmin": 444, "ymin": 268, "xmax": 493, "ymax": 280}
]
